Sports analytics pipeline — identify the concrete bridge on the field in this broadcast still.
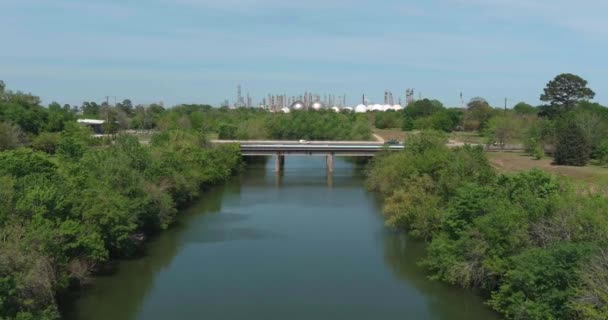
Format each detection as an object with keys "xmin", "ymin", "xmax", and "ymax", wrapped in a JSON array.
[{"xmin": 212, "ymin": 140, "xmax": 404, "ymax": 172}]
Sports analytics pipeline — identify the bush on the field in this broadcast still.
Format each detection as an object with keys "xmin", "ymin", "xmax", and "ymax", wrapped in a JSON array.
[
  {"xmin": 594, "ymin": 139, "xmax": 608, "ymax": 166},
  {"xmin": 31, "ymin": 132, "xmax": 61, "ymax": 154},
  {"xmin": 0, "ymin": 122, "xmax": 26, "ymax": 151},
  {"xmin": 532, "ymin": 145, "xmax": 544, "ymax": 160}
]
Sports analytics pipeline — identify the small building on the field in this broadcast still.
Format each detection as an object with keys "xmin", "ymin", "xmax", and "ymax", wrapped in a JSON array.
[{"xmin": 77, "ymin": 119, "xmax": 105, "ymax": 134}]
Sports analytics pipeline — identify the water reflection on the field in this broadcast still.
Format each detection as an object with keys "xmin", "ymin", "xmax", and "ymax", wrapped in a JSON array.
[
  {"xmin": 382, "ymin": 232, "xmax": 500, "ymax": 319},
  {"xmin": 66, "ymin": 157, "xmax": 499, "ymax": 320}
]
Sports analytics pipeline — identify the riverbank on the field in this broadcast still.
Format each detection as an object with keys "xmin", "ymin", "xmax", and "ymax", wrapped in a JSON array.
[
  {"xmin": 0, "ymin": 131, "xmax": 242, "ymax": 319},
  {"xmin": 366, "ymin": 132, "xmax": 608, "ymax": 319}
]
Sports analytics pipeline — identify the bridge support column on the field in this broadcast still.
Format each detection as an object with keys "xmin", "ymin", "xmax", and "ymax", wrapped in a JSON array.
[
  {"xmin": 326, "ymin": 153, "xmax": 334, "ymax": 173},
  {"xmin": 274, "ymin": 153, "xmax": 284, "ymax": 172}
]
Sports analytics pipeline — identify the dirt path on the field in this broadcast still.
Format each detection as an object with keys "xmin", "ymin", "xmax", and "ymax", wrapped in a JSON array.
[{"xmin": 372, "ymin": 133, "xmax": 385, "ymax": 143}]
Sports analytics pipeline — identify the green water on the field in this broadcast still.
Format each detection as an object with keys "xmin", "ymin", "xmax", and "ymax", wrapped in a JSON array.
[{"xmin": 65, "ymin": 157, "xmax": 500, "ymax": 320}]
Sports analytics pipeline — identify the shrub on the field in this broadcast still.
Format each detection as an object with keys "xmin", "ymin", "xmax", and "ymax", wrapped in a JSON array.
[
  {"xmin": 594, "ymin": 139, "xmax": 608, "ymax": 166},
  {"xmin": 31, "ymin": 132, "xmax": 61, "ymax": 154}
]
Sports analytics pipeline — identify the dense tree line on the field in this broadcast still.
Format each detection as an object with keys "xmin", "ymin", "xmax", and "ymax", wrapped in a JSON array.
[
  {"xmin": 0, "ymin": 84, "xmax": 243, "ymax": 319},
  {"xmin": 389, "ymin": 74, "xmax": 607, "ymax": 167},
  {"xmin": 367, "ymin": 131, "xmax": 608, "ymax": 319},
  {"xmin": 0, "ymin": 131, "xmax": 241, "ymax": 319},
  {"xmin": 158, "ymin": 105, "xmax": 372, "ymax": 141}
]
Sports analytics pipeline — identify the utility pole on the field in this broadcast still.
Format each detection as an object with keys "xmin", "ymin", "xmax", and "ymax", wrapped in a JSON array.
[{"xmin": 504, "ymin": 97, "xmax": 507, "ymax": 114}]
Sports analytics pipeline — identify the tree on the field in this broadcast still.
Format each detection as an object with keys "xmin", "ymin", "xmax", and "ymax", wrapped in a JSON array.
[
  {"xmin": 0, "ymin": 122, "xmax": 26, "ymax": 150},
  {"xmin": 117, "ymin": 99, "xmax": 134, "ymax": 116},
  {"xmin": 484, "ymin": 115, "xmax": 523, "ymax": 149},
  {"xmin": 218, "ymin": 123, "xmax": 238, "ymax": 139},
  {"xmin": 404, "ymin": 99, "xmax": 444, "ymax": 119},
  {"xmin": 489, "ymin": 243, "xmax": 592, "ymax": 320},
  {"xmin": 402, "ymin": 114, "xmax": 414, "ymax": 131},
  {"xmin": 554, "ymin": 120, "xmax": 591, "ymax": 166},
  {"xmin": 81, "ymin": 101, "xmax": 100, "ymax": 118},
  {"xmin": 594, "ymin": 139, "xmax": 608, "ymax": 166},
  {"xmin": 374, "ymin": 112, "xmax": 402, "ymax": 129},
  {"xmin": 513, "ymin": 102, "xmax": 536, "ymax": 115},
  {"xmin": 0, "ymin": 80, "xmax": 5, "ymax": 96},
  {"xmin": 540, "ymin": 73, "xmax": 595, "ymax": 115},
  {"xmin": 463, "ymin": 97, "xmax": 495, "ymax": 131}
]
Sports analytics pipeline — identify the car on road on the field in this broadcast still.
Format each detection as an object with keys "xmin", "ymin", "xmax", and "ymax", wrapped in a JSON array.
[
  {"xmin": 299, "ymin": 139, "xmax": 311, "ymax": 144},
  {"xmin": 384, "ymin": 139, "xmax": 400, "ymax": 145}
]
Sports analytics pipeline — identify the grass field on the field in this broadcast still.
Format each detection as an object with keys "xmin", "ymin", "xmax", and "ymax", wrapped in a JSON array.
[
  {"xmin": 487, "ymin": 151, "xmax": 608, "ymax": 193},
  {"xmin": 449, "ymin": 131, "xmax": 485, "ymax": 144},
  {"xmin": 374, "ymin": 129, "xmax": 487, "ymax": 144}
]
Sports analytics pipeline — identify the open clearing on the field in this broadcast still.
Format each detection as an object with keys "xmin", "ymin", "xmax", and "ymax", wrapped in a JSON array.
[{"xmin": 488, "ymin": 151, "xmax": 608, "ymax": 192}]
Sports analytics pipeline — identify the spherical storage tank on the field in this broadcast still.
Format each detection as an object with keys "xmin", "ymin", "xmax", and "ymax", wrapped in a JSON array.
[
  {"xmin": 383, "ymin": 104, "xmax": 392, "ymax": 111},
  {"xmin": 392, "ymin": 104, "xmax": 404, "ymax": 111},
  {"xmin": 290, "ymin": 101, "xmax": 305, "ymax": 110},
  {"xmin": 342, "ymin": 106, "xmax": 354, "ymax": 112},
  {"xmin": 331, "ymin": 106, "xmax": 340, "ymax": 113},
  {"xmin": 371, "ymin": 104, "xmax": 384, "ymax": 111},
  {"xmin": 355, "ymin": 104, "xmax": 367, "ymax": 113},
  {"xmin": 280, "ymin": 107, "xmax": 291, "ymax": 113},
  {"xmin": 312, "ymin": 102, "xmax": 324, "ymax": 110}
]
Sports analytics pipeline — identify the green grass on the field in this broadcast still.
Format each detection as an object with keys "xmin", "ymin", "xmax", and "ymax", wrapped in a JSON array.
[{"xmin": 487, "ymin": 151, "xmax": 608, "ymax": 193}]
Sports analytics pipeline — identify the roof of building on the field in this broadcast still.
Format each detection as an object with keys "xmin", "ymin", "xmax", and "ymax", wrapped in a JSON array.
[{"xmin": 77, "ymin": 119, "xmax": 105, "ymax": 125}]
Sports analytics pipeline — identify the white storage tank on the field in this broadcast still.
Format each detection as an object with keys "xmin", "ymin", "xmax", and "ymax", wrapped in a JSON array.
[{"xmin": 355, "ymin": 104, "xmax": 367, "ymax": 113}]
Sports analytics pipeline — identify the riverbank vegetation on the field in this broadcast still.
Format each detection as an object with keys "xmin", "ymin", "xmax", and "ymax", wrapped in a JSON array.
[
  {"xmin": 367, "ymin": 131, "xmax": 608, "ymax": 319},
  {"xmin": 0, "ymin": 84, "xmax": 242, "ymax": 319}
]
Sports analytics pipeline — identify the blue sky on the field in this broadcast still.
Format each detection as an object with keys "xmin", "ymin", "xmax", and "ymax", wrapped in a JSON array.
[{"xmin": 2, "ymin": 0, "xmax": 607, "ymax": 107}]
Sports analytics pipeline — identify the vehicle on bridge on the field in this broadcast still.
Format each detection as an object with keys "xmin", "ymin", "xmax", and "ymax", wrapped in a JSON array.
[{"xmin": 384, "ymin": 139, "xmax": 400, "ymax": 145}]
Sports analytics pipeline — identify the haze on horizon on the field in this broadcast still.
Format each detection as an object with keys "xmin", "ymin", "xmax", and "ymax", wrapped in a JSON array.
[{"xmin": 2, "ymin": 0, "xmax": 606, "ymax": 108}]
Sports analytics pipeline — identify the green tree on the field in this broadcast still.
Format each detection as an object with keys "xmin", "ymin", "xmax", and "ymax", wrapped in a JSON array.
[
  {"xmin": 0, "ymin": 122, "xmax": 26, "ymax": 151},
  {"xmin": 404, "ymin": 98, "xmax": 444, "ymax": 119},
  {"xmin": 554, "ymin": 120, "xmax": 591, "ymax": 166},
  {"xmin": 489, "ymin": 243, "xmax": 592, "ymax": 320},
  {"xmin": 463, "ymin": 97, "xmax": 495, "ymax": 131},
  {"xmin": 594, "ymin": 139, "xmax": 608, "ymax": 165},
  {"xmin": 513, "ymin": 102, "xmax": 536, "ymax": 115},
  {"xmin": 402, "ymin": 114, "xmax": 414, "ymax": 131},
  {"xmin": 483, "ymin": 115, "xmax": 523, "ymax": 149},
  {"xmin": 540, "ymin": 73, "xmax": 595, "ymax": 117},
  {"xmin": 116, "ymin": 99, "xmax": 134, "ymax": 116},
  {"xmin": 218, "ymin": 123, "xmax": 238, "ymax": 139},
  {"xmin": 81, "ymin": 101, "xmax": 100, "ymax": 118},
  {"xmin": 32, "ymin": 132, "xmax": 61, "ymax": 154}
]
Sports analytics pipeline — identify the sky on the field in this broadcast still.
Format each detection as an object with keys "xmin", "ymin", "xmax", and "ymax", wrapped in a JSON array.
[{"xmin": 1, "ymin": 0, "xmax": 607, "ymax": 108}]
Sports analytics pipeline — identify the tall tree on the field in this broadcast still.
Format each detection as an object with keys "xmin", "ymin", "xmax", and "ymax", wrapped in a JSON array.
[
  {"xmin": 117, "ymin": 99, "xmax": 134, "ymax": 116},
  {"xmin": 554, "ymin": 120, "xmax": 591, "ymax": 166},
  {"xmin": 463, "ymin": 97, "xmax": 495, "ymax": 131},
  {"xmin": 540, "ymin": 73, "xmax": 595, "ymax": 116}
]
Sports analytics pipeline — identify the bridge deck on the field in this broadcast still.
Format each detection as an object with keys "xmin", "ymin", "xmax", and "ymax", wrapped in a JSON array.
[
  {"xmin": 211, "ymin": 140, "xmax": 404, "ymax": 172},
  {"xmin": 239, "ymin": 144, "xmax": 403, "ymax": 156}
]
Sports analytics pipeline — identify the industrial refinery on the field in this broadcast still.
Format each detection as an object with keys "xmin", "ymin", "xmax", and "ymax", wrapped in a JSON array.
[{"xmin": 224, "ymin": 85, "xmax": 416, "ymax": 113}]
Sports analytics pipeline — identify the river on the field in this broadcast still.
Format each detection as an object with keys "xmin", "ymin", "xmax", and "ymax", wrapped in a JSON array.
[{"xmin": 65, "ymin": 157, "xmax": 500, "ymax": 320}]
